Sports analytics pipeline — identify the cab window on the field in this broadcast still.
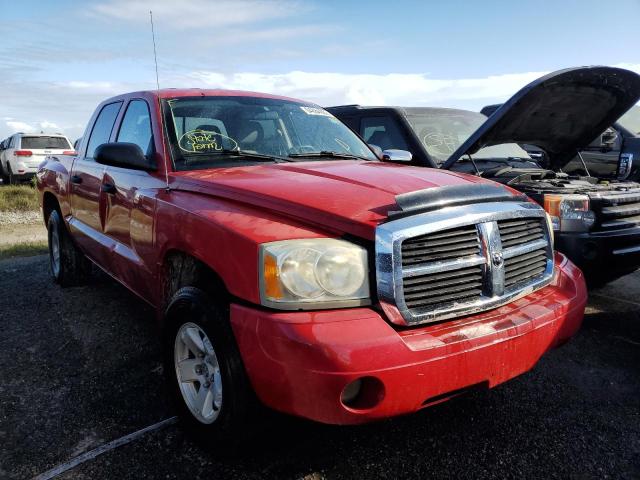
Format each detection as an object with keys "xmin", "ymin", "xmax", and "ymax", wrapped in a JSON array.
[
  {"xmin": 359, "ymin": 116, "xmax": 409, "ymax": 151},
  {"xmin": 86, "ymin": 102, "xmax": 123, "ymax": 159}
]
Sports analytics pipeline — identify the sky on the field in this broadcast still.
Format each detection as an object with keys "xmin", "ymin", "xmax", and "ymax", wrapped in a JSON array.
[{"xmin": 1, "ymin": 0, "xmax": 639, "ymax": 140}]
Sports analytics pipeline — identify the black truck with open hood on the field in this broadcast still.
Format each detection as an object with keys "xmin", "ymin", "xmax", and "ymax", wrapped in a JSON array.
[
  {"xmin": 480, "ymin": 102, "xmax": 640, "ymax": 181},
  {"xmin": 328, "ymin": 66, "xmax": 640, "ymax": 285}
]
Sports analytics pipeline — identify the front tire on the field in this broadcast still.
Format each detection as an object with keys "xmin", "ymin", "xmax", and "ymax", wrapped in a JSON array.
[
  {"xmin": 164, "ymin": 287, "xmax": 253, "ymax": 446},
  {"xmin": 47, "ymin": 209, "xmax": 91, "ymax": 286}
]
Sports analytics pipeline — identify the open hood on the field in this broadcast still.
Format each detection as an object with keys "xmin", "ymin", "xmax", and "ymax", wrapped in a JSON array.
[{"xmin": 442, "ymin": 66, "xmax": 640, "ymax": 170}]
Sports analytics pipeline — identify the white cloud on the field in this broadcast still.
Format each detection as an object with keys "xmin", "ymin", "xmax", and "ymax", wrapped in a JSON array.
[
  {"xmin": 39, "ymin": 121, "xmax": 62, "ymax": 131},
  {"xmin": 212, "ymin": 24, "xmax": 339, "ymax": 45},
  {"xmin": 91, "ymin": 0, "xmax": 306, "ymax": 29},
  {"xmin": 2, "ymin": 64, "xmax": 640, "ymax": 140},
  {"xmin": 182, "ymin": 63, "xmax": 640, "ymax": 109},
  {"xmin": 6, "ymin": 121, "xmax": 36, "ymax": 133},
  {"xmin": 66, "ymin": 81, "xmax": 115, "ymax": 90},
  {"xmin": 183, "ymin": 70, "xmax": 548, "ymax": 108},
  {"xmin": 4, "ymin": 120, "xmax": 66, "ymax": 136}
]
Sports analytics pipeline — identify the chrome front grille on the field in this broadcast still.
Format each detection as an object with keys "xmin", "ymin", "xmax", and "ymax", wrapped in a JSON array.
[
  {"xmin": 401, "ymin": 225, "xmax": 479, "ymax": 266},
  {"xmin": 595, "ymin": 191, "xmax": 640, "ymax": 231},
  {"xmin": 498, "ymin": 218, "xmax": 548, "ymax": 289},
  {"xmin": 497, "ymin": 218, "xmax": 544, "ymax": 247},
  {"xmin": 402, "ymin": 228, "xmax": 483, "ymax": 308},
  {"xmin": 376, "ymin": 202, "xmax": 554, "ymax": 326},
  {"xmin": 504, "ymin": 245, "xmax": 548, "ymax": 288}
]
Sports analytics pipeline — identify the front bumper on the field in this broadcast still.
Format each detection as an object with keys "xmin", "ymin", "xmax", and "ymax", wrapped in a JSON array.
[
  {"xmin": 230, "ymin": 252, "xmax": 587, "ymax": 425},
  {"xmin": 556, "ymin": 225, "xmax": 640, "ymax": 280}
]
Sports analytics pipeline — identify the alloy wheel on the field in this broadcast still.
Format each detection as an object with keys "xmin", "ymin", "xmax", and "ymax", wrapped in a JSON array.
[{"xmin": 174, "ymin": 322, "xmax": 223, "ymax": 424}]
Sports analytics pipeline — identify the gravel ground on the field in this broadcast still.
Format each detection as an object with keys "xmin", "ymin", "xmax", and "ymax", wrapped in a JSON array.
[
  {"xmin": 0, "ymin": 210, "xmax": 46, "ymax": 247},
  {"xmin": 1, "ymin": 256, "xmax": 639, "ymax": 480},
  {"xmin": 0, "ymin": 210, "xmax": 42, "ymax": 226}
]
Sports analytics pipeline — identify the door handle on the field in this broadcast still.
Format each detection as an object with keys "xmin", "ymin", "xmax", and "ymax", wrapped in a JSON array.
[
  {"xmin": 70, "ymin": 175, "xmax": 82, "ymax": 184},
  {"xmin": 101, "ymin": 183, "xmax": 117, "ymax": 194}
]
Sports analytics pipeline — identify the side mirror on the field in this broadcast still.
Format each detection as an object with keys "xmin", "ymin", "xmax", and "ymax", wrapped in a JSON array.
[
  {"xmin": 601, "ymin": 128, "xmax": 618, "ymax": 149},
  {"xmin": 382, "ymin": 149, "xmax": 413, "ymax": 162},
  {"xmin": 95, "ymin": 142, "xmax": 156, "ymax": 171}
]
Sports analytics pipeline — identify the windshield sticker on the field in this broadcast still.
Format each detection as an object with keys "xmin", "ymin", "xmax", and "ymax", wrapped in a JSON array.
[
  {"xmin": 178, "ymin": 129, "xmax": 238, "ymax": 153},
  {"xmin": 300, "ymin": 106, "xmax": 332, "ymax": 117}
]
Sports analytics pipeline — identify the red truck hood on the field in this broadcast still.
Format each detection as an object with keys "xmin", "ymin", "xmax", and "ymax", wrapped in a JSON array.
[{"xmin": 172, "ymin": 160, "xmax": 509, "ymax": 239}]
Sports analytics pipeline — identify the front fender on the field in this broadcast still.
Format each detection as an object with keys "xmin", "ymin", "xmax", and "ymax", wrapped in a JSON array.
[{"xmin": 153, "ymin": 190, "xmax": 336, "ymax": 306}]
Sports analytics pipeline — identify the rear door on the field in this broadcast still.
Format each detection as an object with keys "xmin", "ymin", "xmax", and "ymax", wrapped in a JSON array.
[{"xmin": 69, "ymin": 101, "xmax": 122, "ymax": 261}]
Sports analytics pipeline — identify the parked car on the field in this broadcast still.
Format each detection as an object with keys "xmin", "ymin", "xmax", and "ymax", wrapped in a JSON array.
[
  {"xmin": 1, "ymin": 132, "xmax": 74, "ymax": 184},
  {"xmin": 0, "ymin": 138, "xmax": 8, "ymax": 183},
  {"xmin": 329, "ymin": 66, "xmax": 640, "ymax": 285},
  {"xmin": 480, "ymin": 104, "xmax": 640, "ymax": 181},
  {"xmin": 37, "ymin": 89, "xmax": 586, "ymax": 443}
]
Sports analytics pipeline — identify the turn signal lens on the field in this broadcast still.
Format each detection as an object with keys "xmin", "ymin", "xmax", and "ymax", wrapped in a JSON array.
[
  {"xmin": 543, "ymin": 194, "xmax": 594, "ymax": 232},
  {"xmin": 263, "ymin": 253, "xmax": 284, "ymax": 300}
]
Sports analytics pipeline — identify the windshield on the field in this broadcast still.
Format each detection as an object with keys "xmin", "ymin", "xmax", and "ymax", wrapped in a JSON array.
[
  {"xmin": 617, "ymin": 105, "xmax": 640, "ymax": 135},
  {"xmin": 163, "ymin": 96, "xmax": 376, "ymax": 170},
  {"xmin": 404, "ymin": 109, "xmax": 530, "ymax": 165},
  {"xmin": 21, "ymin": 136, "xmax": 71, "ymax": 150}
]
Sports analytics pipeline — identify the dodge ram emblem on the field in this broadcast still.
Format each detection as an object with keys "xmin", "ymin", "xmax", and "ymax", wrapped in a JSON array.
[{"xmin": 491, "ymin": 251, "xmax": 504, "ymax": 268}]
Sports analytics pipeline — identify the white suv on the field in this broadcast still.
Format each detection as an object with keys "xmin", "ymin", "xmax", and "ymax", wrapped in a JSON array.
[{"xmin": 0, "ymin": 133, "xmax": 74, "ymax": 184}]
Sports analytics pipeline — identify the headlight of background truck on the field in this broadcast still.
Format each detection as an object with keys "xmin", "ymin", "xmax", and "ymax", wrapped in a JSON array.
[
  {"xmin": 543, "ymin": 194, "xmax": 596, "ymax": 232},
  {"xmin": 260, "ymin": 239, "xmax": 370, "ymax": 309}
]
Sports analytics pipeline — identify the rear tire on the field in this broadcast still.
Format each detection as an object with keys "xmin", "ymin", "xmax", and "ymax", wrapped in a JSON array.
[
  {"xmin": 163, "ymin": 287, "xmax": 253, "ymax": 449},
  {"xmin": 47, "ymin": 209, "xmax": 91, "ymax": 286},
  {"xmin": 0, "ymin": 162, "xmax": 7, "ymax": 185},
  {"xmin": 7, "ymin": 164, "xmax": 17, "ymax": 185}
]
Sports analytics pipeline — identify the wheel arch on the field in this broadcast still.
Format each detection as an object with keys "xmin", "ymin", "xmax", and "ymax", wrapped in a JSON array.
[
  {"xmin": 42, "ymin": 191, "xmax": 61, "ymax": 225},
  {"xmin": 160, "ymin": 249, "xmax": 231, "ymax": 314}
]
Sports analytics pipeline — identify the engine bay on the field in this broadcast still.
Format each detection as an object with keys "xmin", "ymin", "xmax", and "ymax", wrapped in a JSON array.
[{"xmin": 452, "ymin": 159, "xmax": 640, "ymax": 197}]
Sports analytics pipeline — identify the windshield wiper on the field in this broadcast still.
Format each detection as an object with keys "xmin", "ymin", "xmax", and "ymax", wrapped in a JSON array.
[
  {"xmin": 183, "ymin": 149, "xmax": 292, "ymax": 163},
  {"xmin": 288, "ymin": 151, "xmax": 371, "ymax": 161}
]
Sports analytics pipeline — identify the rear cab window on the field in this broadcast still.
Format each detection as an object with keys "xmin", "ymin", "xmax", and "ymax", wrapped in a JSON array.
[{"xmin": 85, "ymin": 101, "xmax": 123, "ymax": 159}]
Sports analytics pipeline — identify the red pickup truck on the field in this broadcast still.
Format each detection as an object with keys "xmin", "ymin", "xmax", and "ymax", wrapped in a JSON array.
[{"xmin": 37, "ymin": 89, "xmax": 587, "ymax": 442}]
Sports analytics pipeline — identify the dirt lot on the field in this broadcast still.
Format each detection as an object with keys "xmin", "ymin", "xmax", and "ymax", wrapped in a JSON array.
[{"xmin": 1, "ymin": 255, "xmax": 639, "ymax": 480}]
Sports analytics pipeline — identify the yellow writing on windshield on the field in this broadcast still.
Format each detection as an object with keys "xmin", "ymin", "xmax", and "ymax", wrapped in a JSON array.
[{"xmin": 178, "ymin": 129, "xmax": 238, "ymax": 153}]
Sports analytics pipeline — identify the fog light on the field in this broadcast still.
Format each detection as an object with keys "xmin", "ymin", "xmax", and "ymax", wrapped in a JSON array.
[
  {"xmin": 341, "ymin": 379, "xmax": 363, "ymax": 405},
  {"xmin": 340, "ymin": 376, "xmax": 385, "ymax": 410}
]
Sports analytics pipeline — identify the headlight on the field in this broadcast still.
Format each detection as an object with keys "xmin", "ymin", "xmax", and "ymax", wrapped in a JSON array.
[
  {"xmin": 543, "ymin": 194, "xmax": 595, "ymax": 232},
  {"xmin": 260, "ymin": 239, "xmax": 370, "ymax": 309}
]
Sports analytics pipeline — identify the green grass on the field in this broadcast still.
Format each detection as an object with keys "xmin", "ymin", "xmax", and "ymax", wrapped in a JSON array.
[
  {"xmin": 0, "ymin": 184, "xmax": 39, "ymax": 212},
  {"xmin": 0, "ymin": 240, "xmax": 48, "ymax": 260}
]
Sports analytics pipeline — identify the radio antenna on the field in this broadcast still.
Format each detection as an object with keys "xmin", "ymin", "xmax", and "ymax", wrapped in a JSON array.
[
  {"xmin": 150, "ymin": 10, "xmax": 160, "ymax": 90},
  {"xmin": 149, "ymin": 10, "xmax": 171, "ymax": 192}
]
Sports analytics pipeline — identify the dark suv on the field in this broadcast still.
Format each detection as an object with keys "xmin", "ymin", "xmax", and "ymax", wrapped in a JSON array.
[
  {"xmin": 480, "ymin": 104, "xmax": 640, "ymax": 181},
  {"xmin": 328, "ymin": 66, "xmax": 640, "ymax": 285}
]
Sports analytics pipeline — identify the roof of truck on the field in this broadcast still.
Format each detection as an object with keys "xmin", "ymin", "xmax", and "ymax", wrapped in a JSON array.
[{"xmin": 102, "ymin": 88, "xmax": 315, "ymax": 105}]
